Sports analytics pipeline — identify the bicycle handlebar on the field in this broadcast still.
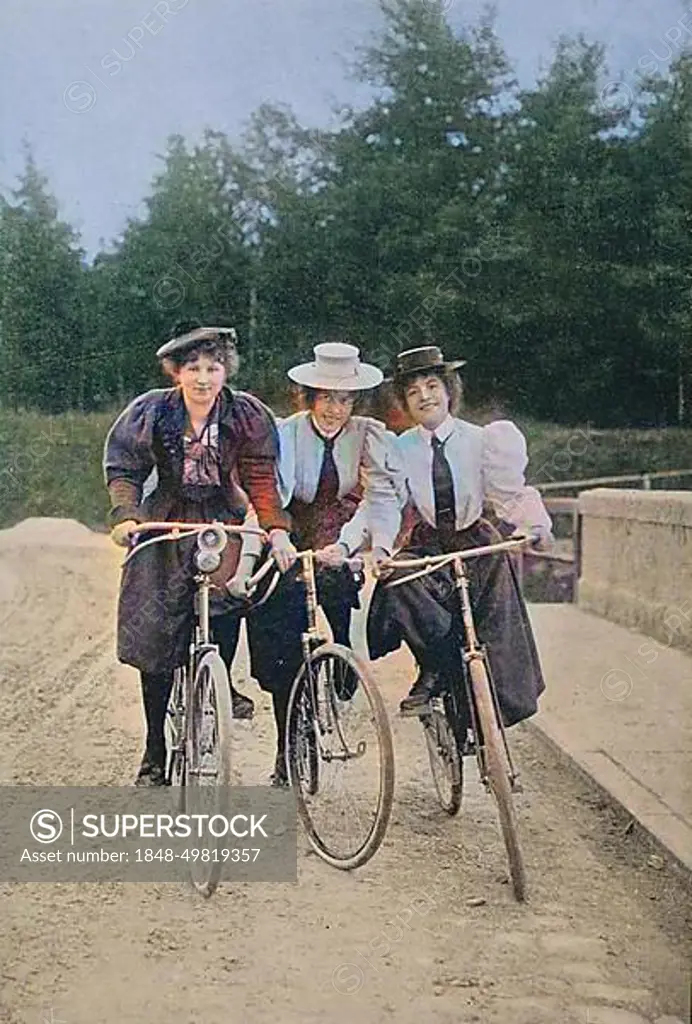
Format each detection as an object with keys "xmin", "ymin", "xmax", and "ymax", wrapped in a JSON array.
[
  {"xmin": 244, "ymin": 548, "xmax": 364, "ymax": 592},
  {"xmin": 128, "ymin": 521, "xmax": 269, "ymax": 539},
  {"xmin": 374, "ymin": 534, "xmax": 535, "ymax": 588},
  {"xmin": 120, "ymin": 521, "xmax": 364, "ymax": 586},
  {"xmin": 120, "ymin": 521, "xmax": 270, "ymax": 567}
]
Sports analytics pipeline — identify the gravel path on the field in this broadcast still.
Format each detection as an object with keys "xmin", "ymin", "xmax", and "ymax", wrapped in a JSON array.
[{"xmin": 0, "ymin": 520, "xmax": 689, "ymax": 1024}]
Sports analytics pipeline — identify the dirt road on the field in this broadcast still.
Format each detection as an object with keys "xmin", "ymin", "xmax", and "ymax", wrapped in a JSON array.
[{"xmin": 0, "ymin": 520, "xmax": 689, "ymax": 1024}]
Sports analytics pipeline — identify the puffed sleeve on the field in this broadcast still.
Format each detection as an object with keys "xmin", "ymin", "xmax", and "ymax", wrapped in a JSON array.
[
  {"xmin": 102, "ymin": 390, "xmax": 159, "ymax": 528},
  {"xmin": 231, "ymin": 392, "xmax": 292, "ymax": 534},
  {"xmin": 481, "ymin": 420, "xmax": 552, "ymax": 534},
  {"xmin": 338, "ymin": 419, "xmax": 406, "ymax": 555}
]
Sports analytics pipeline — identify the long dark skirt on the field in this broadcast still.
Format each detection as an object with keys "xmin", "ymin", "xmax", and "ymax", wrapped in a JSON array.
[
  {"xmin": 314, "ymin": 563, "xmax": 363, "ymax": 647},
  {"xmin": 116, "ymin": 531, "xmax": 198, "ymax": 676},
  {"xmin": 366, "ymin": 518, "xmax": 546, "ymax": 727},
  {"xmin": 115, "ymin": 486, "xmax": 245, "ymax": 676}
]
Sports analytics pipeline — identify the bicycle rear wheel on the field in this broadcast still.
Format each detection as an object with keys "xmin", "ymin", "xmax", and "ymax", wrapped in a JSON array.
[
  {"xmin": 420, "ymin": 698, "xmax": 463, "ymax": 816},
  {"xmin": 468, "ymin": 656, "xmax": 527, "ymax": 902},
  {"xmin": 185, "ymin": 649, "xmax": 233, "ymax": 898},
  {"xmin": 286, "ymin": 643, "xmax": 394, "ymax": 870}
]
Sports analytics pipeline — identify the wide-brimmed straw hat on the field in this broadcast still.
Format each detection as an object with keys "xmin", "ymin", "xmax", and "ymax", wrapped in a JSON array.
[
  {"xmin": 287, "ymin": 343, "xmax": 383, "ymax": 391},
  {"xmin": 156, "ymin": 326, "xmax": 238, "ymax": 360},
  {"xmin": 388, "ymin": 345, "xmax": 466, "ymax": 382}
]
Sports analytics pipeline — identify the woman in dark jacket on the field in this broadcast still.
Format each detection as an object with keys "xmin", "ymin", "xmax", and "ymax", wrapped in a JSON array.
[{"xmin": 103, "ymin": 325, "xmax": 296, "ymax": 786}]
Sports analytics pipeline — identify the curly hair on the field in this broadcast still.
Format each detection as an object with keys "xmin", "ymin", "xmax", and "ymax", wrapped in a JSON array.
[{"xmin": 394, "ymin": 367, "xmax": 463, "ymax": 416}]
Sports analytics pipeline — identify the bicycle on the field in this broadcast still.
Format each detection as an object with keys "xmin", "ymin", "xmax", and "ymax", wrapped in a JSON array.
[
  {"xmin": 246, "ymin": 546, "xmax": 396, "ymax": 871},
  {"xmin": 376, "ymin": 534, "xmax": 535, "ymax": 902},
  {"xmin": 121, "ymin": 520, "xmax": 266, "ymax": 898}
]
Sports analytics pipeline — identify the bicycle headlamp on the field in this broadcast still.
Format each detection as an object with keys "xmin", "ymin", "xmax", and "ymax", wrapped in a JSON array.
[
  {"xmin": 198, "ymin": 525, "xmax": 227, "ymax": 554},
  {"xmin": 195, "ymin": 525, "xmax": 227, "ymax": 573},
  {"xmin": 196, "ymin": 549, "xmax": 222, "ymax": 573}
]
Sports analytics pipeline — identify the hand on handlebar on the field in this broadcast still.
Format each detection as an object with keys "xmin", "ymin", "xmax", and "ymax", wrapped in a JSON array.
[
  {"xmin": 507, "ymin": 526, "xmax": 554, "ymax": 553},
  {"xmin": 315, "ymin": 542, "xmax": 349, "ymax": 568},
  {"xmin": 225, "ymin": 553, "xmax": 258, "ymax": 600},
  {"xmin": 269, "ymin": 529, "xmax": 298, "ymax": 573},
  {"xmin": 370, "ymin": 547, "xmax": 393, "ymax": 580},
  {"xmin": 110, "ymin": 519, "xmax": 139, "ymax": 548},
  {"xmin": 525, "ymin": 527, "xmax": 554, "ymax": 553}
]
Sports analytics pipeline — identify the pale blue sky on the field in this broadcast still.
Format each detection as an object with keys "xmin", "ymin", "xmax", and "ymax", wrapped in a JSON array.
[{"xmin": 0, "ymin": 0, "xmax": 684, "ymax": 254}]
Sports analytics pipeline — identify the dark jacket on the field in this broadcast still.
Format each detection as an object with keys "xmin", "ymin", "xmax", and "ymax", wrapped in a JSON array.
[
  {"xmin": 103, "ymin": 385, "xmax": 290, "ymax": 533},
  {"xmin": 103, "ymin": 385, "xmax": 290, "ymax": 674}
]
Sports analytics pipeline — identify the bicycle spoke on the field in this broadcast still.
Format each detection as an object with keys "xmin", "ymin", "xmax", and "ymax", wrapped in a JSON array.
[{"xmin": 287, "ymin": 644, "xmax": 394, "ymax": 870}]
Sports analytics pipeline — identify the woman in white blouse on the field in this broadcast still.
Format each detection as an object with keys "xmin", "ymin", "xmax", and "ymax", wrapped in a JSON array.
[
  {"xmin": 366, "ymin": 345, "xmax": 553, "ymax": 728},
  {"xmin": 276, "ymin": 341, "xmax": 400, "ymax": 649}
]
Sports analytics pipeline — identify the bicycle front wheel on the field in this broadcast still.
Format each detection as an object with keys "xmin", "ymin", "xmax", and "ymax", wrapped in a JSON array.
[
  {"xmin": 286, "ymin": 643, "xmax": 394, "ymax": 870},
  {"xmin": 185, "ymin": 649, "xmax": 233, "ymax": 897},
  {"xmin": 468, "ymin": 656, "xmax": 527, "ymax": 902},
  {"xmin": 164, "ymin": 667, "xmax": 187, "ymax": 813}
]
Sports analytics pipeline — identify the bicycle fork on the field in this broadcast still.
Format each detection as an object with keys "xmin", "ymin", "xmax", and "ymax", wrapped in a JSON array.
[
  {"xmin": 298, "ymin": 551, "xmax": 364, "ymax": 763},
  {"xmin": 451, "ymin": 556, "xmax": 522, "ymax": 793}
]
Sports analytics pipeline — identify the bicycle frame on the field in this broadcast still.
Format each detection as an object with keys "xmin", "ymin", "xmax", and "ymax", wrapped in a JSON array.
[
  {"xmin": 296, "ymin": 550, "xmax": 366, "ymax": 764},
  {"xmin": 379, "ymin": 535, "xmax": 531, "ymax": 789},
  {"xmin": 254, "ymin": 547, "xmax": 368, "ymax": 766},
  {"xmin": 121, "ymin": 520, "xmax": 269, "ymax": 792}
]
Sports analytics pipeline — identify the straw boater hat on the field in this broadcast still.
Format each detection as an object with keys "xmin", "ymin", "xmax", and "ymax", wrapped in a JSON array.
[
  {"xmin": 156, "ymin": 326, "xmax": 238, "ymax": 360},
  {"xmin": 287, "ymin": 343, "xmax": 383, "ymax": 391},
  {"xmin": 389, "ymin": 345, "xmax": 466, "ymax": 382}
]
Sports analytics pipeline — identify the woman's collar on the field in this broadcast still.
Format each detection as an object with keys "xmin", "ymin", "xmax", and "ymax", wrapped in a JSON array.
[
  {"xmin": 418, "ymin": 413, "xmax": 455, "ymax": 444},
  {"xmin": 308, "ymin": 413, "xmax": 348, "ymax": 443}
]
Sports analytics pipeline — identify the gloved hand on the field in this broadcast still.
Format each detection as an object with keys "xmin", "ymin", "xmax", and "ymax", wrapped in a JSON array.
[
  {"xmin": 269, "ymin": 529, "xmax": 298, "ymax": 573},
  {"xmin": 316, "ymin": 542, "xmax": 350, "ymax": 568},
  {"xmin": 371, "ymin": 546, "xmax": 390, "ymax": 569},
  {"xmin": 225, "ymin": 554, "xmax": 257, "ymax": 600},
  {"xmin": 226, "ymin": 572, "xmax": 251, "ymax": 600},
  {"xmin": 528, "ymin": 527, "xmax": 554, "ymax": 552},
  {"xmin": 110, "ymin": 519, "xmax": 139, "ymax": 548}
]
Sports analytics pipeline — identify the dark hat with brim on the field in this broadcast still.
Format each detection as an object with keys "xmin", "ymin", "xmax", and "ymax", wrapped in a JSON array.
[
  {"xmin": 386, "ymin": 345, "xmax": 466, "ymax": 383},
  {"xmin": 156, "ymin": 326, "xmax": 238, "ymax": 360}
]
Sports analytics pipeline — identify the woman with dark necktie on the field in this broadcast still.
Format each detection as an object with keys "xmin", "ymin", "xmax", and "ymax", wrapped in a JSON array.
[
  {"xmin": 366, "ymin": 345, "xmax": 553, "ymax": 732},
  {"xmin": 212, "ymin": 341, "xmax": 400, "ymax": 787},
  {"xmin": 276, "ymin": 342, "xmax": 400, "ymax": 648}
]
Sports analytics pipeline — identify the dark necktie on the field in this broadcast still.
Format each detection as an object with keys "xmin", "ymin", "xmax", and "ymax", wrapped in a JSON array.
[
  {"xmin": 431, "ymin": 435, "xmax": 456, "ymax": 540},
  {"xmin": 315, "ymin": 434, "xmax": 340, "ymax": 504}
]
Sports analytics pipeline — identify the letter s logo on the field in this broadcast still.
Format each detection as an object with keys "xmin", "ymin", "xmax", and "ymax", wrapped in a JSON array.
[{"xmin": 30, "ymin": 809, "xmax": 64, "ymax": 844}]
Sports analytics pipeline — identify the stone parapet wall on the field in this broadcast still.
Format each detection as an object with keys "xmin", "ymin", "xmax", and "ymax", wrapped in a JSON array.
[{"xmin": 578, "ymin": 489, "xmax": 692, "ymax": 655}]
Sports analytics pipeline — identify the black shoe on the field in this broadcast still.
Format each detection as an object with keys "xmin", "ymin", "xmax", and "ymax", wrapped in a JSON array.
[
  {"xmin": 231, "ymin": 688, "xmax": 255, "ymax": 720},
  {"xmin": 269, "ymin": 750, "xmax": 289, "ymax": 788},
  {"xmin": 399, "ymin": 669, "xmax": 444, "ymax": 716},
  {"xmin": 134, "ymin": 757, "xmax": 167, "ymax": 787}
]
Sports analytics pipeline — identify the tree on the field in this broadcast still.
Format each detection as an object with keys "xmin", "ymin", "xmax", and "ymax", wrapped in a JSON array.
[
  {"xmin": 95, "ymin": 133, "xmax": 253, "ymax": 402},
  {"xmin": 0, "ymin": 149, "xmax": 87, "ymax": 412},
  {"xmin": 636, "ymin": 54, "xmax": 692, "ymax": 425}
]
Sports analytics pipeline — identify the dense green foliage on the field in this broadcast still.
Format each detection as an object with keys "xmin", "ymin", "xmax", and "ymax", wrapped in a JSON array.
[{"xmin": 1, "ymin": 1, "xmax": 690, "ymax": 426}]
